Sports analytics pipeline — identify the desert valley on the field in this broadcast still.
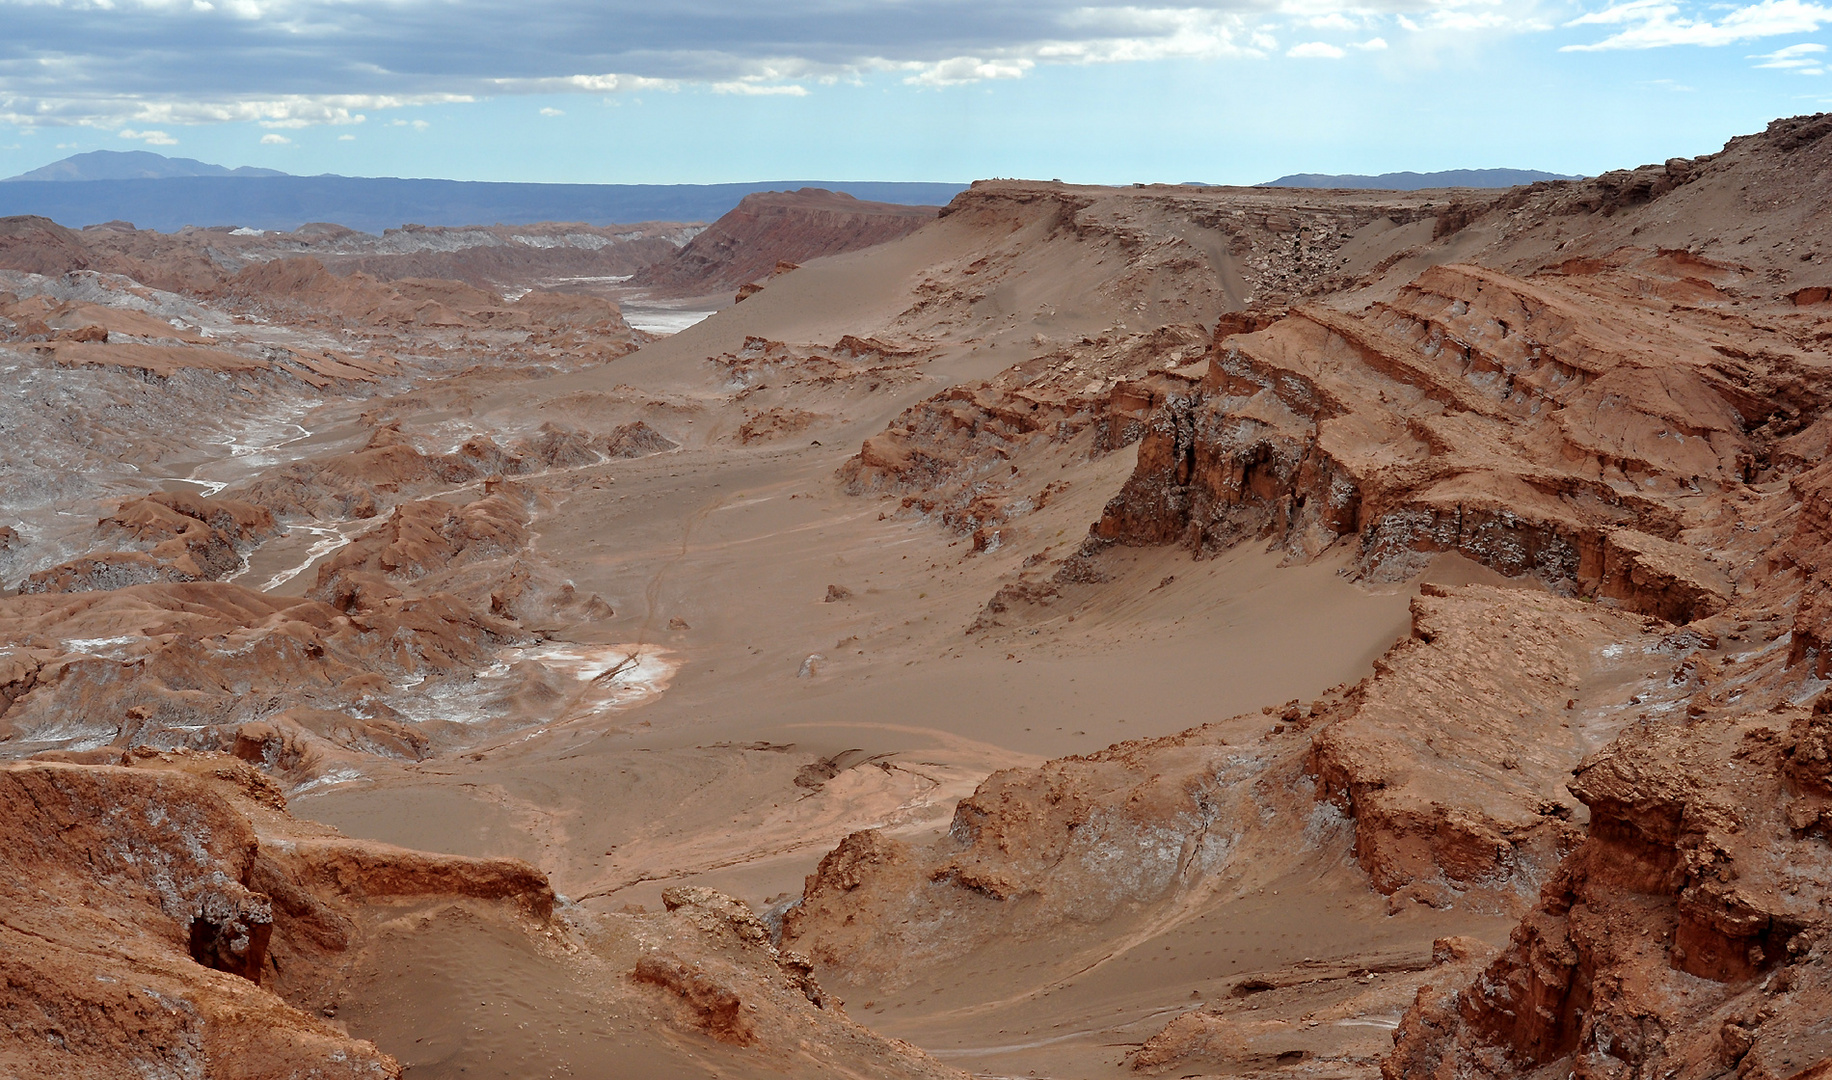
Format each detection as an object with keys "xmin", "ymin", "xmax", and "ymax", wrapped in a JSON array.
[{"xmin": 3, "ymin": 114, "xmax": 1832, "ymax": 1080}]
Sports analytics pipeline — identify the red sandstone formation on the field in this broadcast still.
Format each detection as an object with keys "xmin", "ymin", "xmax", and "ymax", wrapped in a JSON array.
[
  {"xmin": 0, "ymin": 749, "xmax": 550, "ymax": 1078},
  {"xmin": 841, "ymin": 324, "xmax": 1211, "ymax": 549},
  {"xmin": 0, "ymin": 215, "xmax": 93, "ymax": 275},
  {"xmin": 1092, "ymin": 255, "xmax": 1811, "ymax": 623},
  {"xmin": 1385, "ymin": 707, "xmax": 1832, "ymax": 1080},
  {"xmin": 20, "ymin": 492, "xmax": 276, "ymax": 593},
  {"xmin": 0, "ymin": 577, "xmax": 512, "ymax": 763},
  {"xmin": 1, "ymin": 749, "xmax": 960, "ymax": 1079},
  {"xmin": 630, "ymin": 188, "xmax": 938, "ymax": 298}
]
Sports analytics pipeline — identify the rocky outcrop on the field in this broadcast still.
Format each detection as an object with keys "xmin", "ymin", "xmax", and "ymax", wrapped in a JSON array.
[
  {"xmin": 19, "ymin": 491, "xmax": 277, "ymax": 593},
  {"xmin": 0, "ymin": 750, "xmax": 554, "ymax": 1079},
  {"xmin": 1386, "ymin": 709, "xmax": 1832, "ymax": 1080},
  {"xmin": 1308, "ymin": 584, "xmax": 1685, "ymax": 904},
  {"xmin": 0, "ymin": 578, "xmax": 514, "ymax": 764},
  {"xmin": 310, "ymin": 491, "xmax": 531, "ymax": 607},
  {"xmin": 630, "ymin": 188, "xmax": 937, "ymax": 298},
  {"xmin": 602, "ymin": 419, "xmax": 680, "ymax": 458},
  {"xmin": 781, "ymin": 736, "xmax": 1261, "ymax": 984},
  {"xmin": 226, "ymin": 421, "xmax": 655, "ymax": 520},
  {"xmin": 1, "ymin": 750, "xmax": 965, "ymax": 1079},
  {"xmin": 778, "ymin": 680, "xmax": 1372, "ymax": 986},
  {"xmin": 1095, "ymin": 255, "xmax": 1817, "ymax": 621},
  {"xmin": 1129, "ymin": 937, "xmax": 1497, "ymax": 1075},
  {"xmin": 841, "ymin": 324, "xmax": 1210, "ymax": 547},
  {"xmin": 1785, "ymin": 462, "xmax": 1832, "ymax": 678},
  {"xmin": 0, "ymin": 215, "xmax": 93, "ymax": 275}
]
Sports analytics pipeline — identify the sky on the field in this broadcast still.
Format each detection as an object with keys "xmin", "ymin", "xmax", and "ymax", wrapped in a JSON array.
[{"xmin": 2, "ymin": 0, "xmax": 1830, "ymax": 185}]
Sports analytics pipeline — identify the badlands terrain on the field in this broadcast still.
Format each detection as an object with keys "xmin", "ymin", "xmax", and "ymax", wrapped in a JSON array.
[{"xmin": 2, "ymin": 120, "xmax": 1831, "ymax": 1080}]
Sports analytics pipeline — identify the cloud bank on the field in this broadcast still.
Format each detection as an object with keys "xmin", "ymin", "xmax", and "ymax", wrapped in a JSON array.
[{"xmin": 0, "ymin": 0, "xmax": 1823, "ymax": 131}]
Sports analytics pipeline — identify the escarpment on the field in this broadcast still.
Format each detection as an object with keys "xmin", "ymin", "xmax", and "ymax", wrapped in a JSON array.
[
  {"xmin": 1095, "ymin": 255, "xmax": 1826, "ymax": 628},
  {"xmin": 631, "ymin": 188, "xmax": 939, "ymax": 299}
]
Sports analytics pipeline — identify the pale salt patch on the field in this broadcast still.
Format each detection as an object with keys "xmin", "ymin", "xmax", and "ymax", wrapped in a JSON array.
[
  {"xmin": 263, "ymin": 523, "xmax": 356, "ymax": 592},
  {"xmin": 504, "ymin": 643, "xmax": 681, "ymax": 707},
  {"xmin": 63, "ymin": 635, "xmax": 141, "ymax": 658},
  {"xmin": 20, "ymin": 715, "xmax": 119, "ymax": 751},
  {"xmin": 393, "ymin": 644, "xmax": 680, "ymax": 730},
  {"xmin": 289, "ymin": 767, "xmax": 366, "ymax": 795},
  {"xmin": 621, "ymin": 306, "xmax": 715, "ymax": 335}
]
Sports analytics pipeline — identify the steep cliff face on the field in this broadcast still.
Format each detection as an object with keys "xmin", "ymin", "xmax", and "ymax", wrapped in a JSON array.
[
  {"xmin": 1784, "ymin": 462, "xmax": 1832, "ymax": 678},
  {"xmin": 0, "ymin": 751, "xmax": 552, "ymax": 1079},
  {"xmin": 0, "ymin": 751, "xmax": 969, "ymax": 1080},
  {"xmin": 629, "ymin": 188, "xmax": 938, "ymax": 298},
  {"xmin": 1094, "ymin": 253, "xmax": 1826, "ymax": 624},
  {"xmin": 1307, "ymin": 584, "xmax": 1674, "ymax": 905},
  {"xmin": 1385, "ymin": 708, "xmax": 1832, "ymax": 1080}
]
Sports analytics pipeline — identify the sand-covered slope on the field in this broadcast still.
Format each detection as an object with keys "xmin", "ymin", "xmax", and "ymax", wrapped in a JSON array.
[
  {"xmin": 0, "ymin": 749, "xmax": 962, "ymax": 1079},
  {"xmin": 628, "ymin": 187, "xmax": 940, "ymax": 301}
]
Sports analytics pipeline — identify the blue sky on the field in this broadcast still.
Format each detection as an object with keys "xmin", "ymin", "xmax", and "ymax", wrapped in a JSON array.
[{"xmin": 2, "ymin": 0, "xmax": 1830, "ymax": 184}]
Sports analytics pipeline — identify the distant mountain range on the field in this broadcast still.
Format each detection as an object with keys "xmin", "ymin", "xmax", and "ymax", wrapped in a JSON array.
[
  {"xmin": 0, "ymin": 151, "xmax": 967, "ymax": 233},
  {"xmin": 6, "ymin": 150, "xmax": 288, "ymax": 182},
  {"xmin": 0, "ymin": 152, "xmax": 1578, "ymax": 233},
  {"xmin": 1258, "ymin": 168, "xmax": 1580, "ymax": 190}
]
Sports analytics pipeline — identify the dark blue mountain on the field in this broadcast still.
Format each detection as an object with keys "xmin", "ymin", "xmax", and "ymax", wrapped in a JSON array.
[{"xmin": 0, "ymin": 153, "xmax": 967, "ymax": 232}]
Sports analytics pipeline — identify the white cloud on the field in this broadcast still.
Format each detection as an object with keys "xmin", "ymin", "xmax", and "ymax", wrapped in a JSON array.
[
  {"xmin": 539, "ymin": 106, "xmax": 565, "ymax": 115},
  {"xmin": 259, "ymin": 132, "xmax": 289, "ymax": 143},
  {"xmin": 497, "ymin": 73, "xmax": 679, "ymax": 94},
  {"xmin": 0, "ymin": 0, "xmax": 1552, "ymax": 124},
  {"xmin": 711, "ymin": 81, "xmax": 811, "ymax": 95},
  {"xmin": 1752, "ymin": 40, "xmax": 1828, "ymax": 70},
  {"xmin": 1563, "ymin": 0, "xmax": 1832, "ymax": 50},
  {"xmin": 337, "ymin": 132, "xmax": 355, "ymax": 139},
  {"xmin": 1307, "ymin": 12, "xmax": 1358, "ymax": 30},
  {"xmin": 902, "ymin": 56, "xmax": 1036, "ymax": 86},
  {"xmin": 411, "ymin": 118, "xmax": 429, "ymax": 129},
  {"xmin": 118, "ymin": 127, "xmax": 178, "ymax": 145},
  {"xmin": 1287, "ymin": 41, "xmax": 1347, "ymax": 57},
  {"xmin": 0, "ymin": 92, "xmax": 450, "ymax": 134}
]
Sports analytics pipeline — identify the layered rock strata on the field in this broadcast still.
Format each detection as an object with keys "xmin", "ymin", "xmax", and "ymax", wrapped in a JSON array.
[
  {"xmin": 1386, "ymin": 708, "xmax": 1832, "ymax": 1080},
  {"xmin": 1095, "ymin": 255, "xmax": 1824, "ymax": 626}
]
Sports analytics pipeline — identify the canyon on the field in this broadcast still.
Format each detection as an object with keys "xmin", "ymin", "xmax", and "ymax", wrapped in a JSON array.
[{"xmin": 2, "ymin": 116, "xmax": 1831, "ymax": 1080}]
